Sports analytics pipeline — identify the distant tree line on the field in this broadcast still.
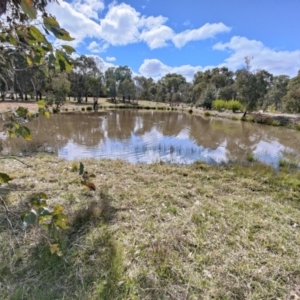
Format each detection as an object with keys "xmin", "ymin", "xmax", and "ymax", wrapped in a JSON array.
[{"xmin": 1, "ymin": 54, "xmax": 300, "ymax": 114}]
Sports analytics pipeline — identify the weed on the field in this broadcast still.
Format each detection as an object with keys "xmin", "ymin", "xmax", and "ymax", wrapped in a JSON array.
[{"xmin": 246, "ymin": 151, "xmax": 255, "ymax": 162}]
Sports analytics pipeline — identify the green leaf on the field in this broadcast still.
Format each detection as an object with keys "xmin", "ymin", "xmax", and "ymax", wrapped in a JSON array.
[
  {"xmin": 53, "ymin": 213, "xmax": 69, "ymax": 230},
  {"xmin": 21, "ymin": 209, "xmax": 37, "ymax": 229},
  {"xmin": 43, "ymin": 17, "xmax": 59, "ymax": 31},
  {"xmin": 37, "ymin": 100, "xmax": 46, "ymax": 108},
  {"xmin": 38, "ymin": 207, "xmax": 52, "ymax": 223},
  {"xmin": 50, "ymin": 27, "xmax": 74, "ymax": 41},
  {"xmin": 53, "ymin": 205, "xmax": 63, "ymax": 214},
  {"xmin": 38, "ymin": 207, "xmax": 52, "ymax": 217},
  {"xmin": 0, "ymin": 172, "xmax": 13, "ymax": 183},
  {"xmin": 62, "ymin": 45, "xmax": 75, "ymax": 55},
  {"xmin": 79, "ymin": 162, "xmax": 84, "ymax": 176},
  {"xmin": 55, "ymin": 50, "xmax": 73, "ymax": 72},
  {"xmin": 50, "ymin": 243, "xmax": 62, "ymax": 256},
  {"xmin": 8, "ymin": 34, "xmax": 17, "ymax": 46},
  {"xmin": 29, "ymin": 26, "xmax": 46, "ymax": 42},
  {"xmin": 16, "ymin": 106, "xmax": 28, "ymax": 117},
  {"xmin": 16, "ymin": 125, "xmax": 31, "ymax": 140},
  {"xmin": 26, "ymin": 56, "xmax": 33, "ymax": 65},
  {"xmin": 30, "ymin": 192, "xmax": 48, "ymax": 209},
  {"xmin": 20, "ymin": 0, "xmax": 37, "ymax": 19},
  {"xmin": 34, "ymin": 53, "xmax": 44, "ymax": 64},
  {"xmin": 8, "ymin": 130, "xmax": 15, "ymax": 138}
]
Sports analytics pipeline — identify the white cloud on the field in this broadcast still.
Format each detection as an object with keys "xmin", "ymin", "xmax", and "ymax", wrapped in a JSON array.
[
  {"xmin": 139, "ymin": 59, "xmax": 171, "ymax": 79},
  {"xmin": 140, "ymin": 25, "xmax": 174, "ymax": 49},
  {"xmin": 71, "ymin": 0, "xmax": 104, "ymax": 19},
  {"xmin": 139, "ymin": 59, "xmax": 204, "ymax": 82},
  {"xmin": 47, "ymin": 0, "xmax": 102, "ymax": 47},
  {"xmin": 47, "ymin": 1, "xmax": 231, "ymax": 51},
  {"xmin": 106, "ymin": 56, "xmax": 116, "ymax": 62},
  {"xmin": 173, "ymin": 22, "xmax": 231, "ymax": 48},
  {"xmin": 99, "ymin": 3, "xmax": 140, "ymax": 45},
  {"xmin": 213, "ymin": 36, "xmax": 300, "ymax": 76},
  {"xmin": 87, "ymin": 41, "xmax": 109, "ymax": 53}
]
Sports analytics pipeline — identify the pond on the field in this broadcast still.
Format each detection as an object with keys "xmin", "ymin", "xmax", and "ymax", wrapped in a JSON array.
[{"xmin": 2, "ymin": 110, "xmax": 300, "ymax": 167}]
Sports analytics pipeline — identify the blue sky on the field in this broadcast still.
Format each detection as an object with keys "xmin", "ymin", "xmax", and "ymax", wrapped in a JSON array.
[{"xmin": 47, "ymin": 0, "xmax": 300, "ymax": 81}]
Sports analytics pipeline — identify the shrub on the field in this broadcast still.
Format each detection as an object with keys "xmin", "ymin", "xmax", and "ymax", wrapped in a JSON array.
[
  {"xmin": 227, "ymin": 100, "xmax": 243, "ymax": 112},
  {"xmin": 81, "ymin": 107, "xmax": 85, "ymax": 111},
  {"xmin": 188, "ymin": 109, "xmax": 193, "ymax": 114},
  {"xmin": 86, "ymin": 106, "xmax": 92, "ymax": 111},
  {"xmin": 212, "ymin": 99, "xmax": 227, "ymax": 111},
  {"xmin": 212, "ymin": 99, "xmax": 243, "ymax": 112}
]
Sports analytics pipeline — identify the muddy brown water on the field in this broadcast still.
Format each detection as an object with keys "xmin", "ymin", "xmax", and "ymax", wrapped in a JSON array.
[{"xmin": 1, "ymin": 110, "xmax": 300, "ymax": 167}]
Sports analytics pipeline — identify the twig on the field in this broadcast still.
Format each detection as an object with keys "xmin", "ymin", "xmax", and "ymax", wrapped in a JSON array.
[
  {"xmin": 0, "ymin": 196, "xmax": 20, "ymax": 245},
  {"xmin": 0, "ymin": 155, "xmax": 31, "ymax": 167}
]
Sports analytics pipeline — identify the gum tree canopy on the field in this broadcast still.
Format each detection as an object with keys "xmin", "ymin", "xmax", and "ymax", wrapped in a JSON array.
[{"xmin": 0, "ymin": 0, "xmax": 75, "ymax": 100}]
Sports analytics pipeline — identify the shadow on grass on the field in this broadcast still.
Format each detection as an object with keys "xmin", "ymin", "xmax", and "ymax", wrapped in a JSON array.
[{"xmin": 0, "ymin": 190, "xmax": 128, "ymax": 300}]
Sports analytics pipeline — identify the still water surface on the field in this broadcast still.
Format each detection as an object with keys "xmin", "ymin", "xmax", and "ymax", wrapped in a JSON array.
[{"xmin": 3, "ymin": 110, "xmax": 300, "ymax": 166}]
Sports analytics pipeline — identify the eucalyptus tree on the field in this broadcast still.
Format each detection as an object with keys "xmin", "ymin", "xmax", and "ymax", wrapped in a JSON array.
[
  {"xmin": 283, "ymin": 71, "xmax": 300, "ymax": 113},
  {"xmin": 105, "ymin": 67, "xmax": 117, "ymax": 101},
  {"xmin": 69, "ymin": 55, "xmax": 100, "ymax": 102},
  {"xmin": 193, "ymin": 67, "xmax": 235, "ymax": 105},
  {"xmin": 154, "ymin": 73, "xmax": 186, "ymax": 103},
  {"xmin": 105, "ymin": 66, "xmax": 133, "ymax": 101},
  {"xmin": 134, "ymin": 76, "xmax": 154, "ymax": 100},
  {"xmin": 178, "ymin": 82, "xmax": 194, "ymax": 103},
  {"xmin": 118, "ymin": 78, "xmax": 135, "ymax": 101},
  {"xmin": 266, "ymin": 75, "xmax": 289, "ymax": 110},
  {"xmin": 235, "ymin": 57, "xmax": 272, "ymax": 116},
  {"xmin": 0, "ymin": 0, "xmax": 75, "ymax": 101},
  {"xmin": 46, "ymin": 71, "xmax": 71, "ymax": 110}
]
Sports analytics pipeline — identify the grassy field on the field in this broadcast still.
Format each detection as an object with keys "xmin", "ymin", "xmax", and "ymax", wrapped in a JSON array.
[{"xmin": 1, "ymin": 155, "xmax": 300, "ymax": 299}]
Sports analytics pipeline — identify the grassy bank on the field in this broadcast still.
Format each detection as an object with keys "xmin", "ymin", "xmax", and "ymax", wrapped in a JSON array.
[{"xmin": 1, "ymin": 155, "xmax": 300, "ymax": 299}]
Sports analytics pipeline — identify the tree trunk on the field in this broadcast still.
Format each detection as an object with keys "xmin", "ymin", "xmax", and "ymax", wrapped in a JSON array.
[{"xmin": 0, "ymin": 74, "xmax": 8, "ymax": 101}]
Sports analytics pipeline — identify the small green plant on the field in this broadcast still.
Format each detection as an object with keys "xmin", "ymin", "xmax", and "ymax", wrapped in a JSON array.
[
  {"xmin": 272, "ymin": 120, "xmax": 281, "ymax": 126},
  {"xmin": 267, "ymin": 104, "xmax": 276, "ymax": 113},
  {"xmin": 81, "ymin": 107, "xmax": 86, "ymax": 111},
  {"xmin": 204, "ymin": 111, "xmax": 211, "ymax": 116},
  {"xmin": 188, "ymin": 109, "xmax": 193, "ymax": 114},
  {"xmin": 86, "ymin": 106, "xmax": 92, "ymax": 111},
  {"xmin": 246, "ymin": 151, "xmax": 255, "ymax": 162},
  {"xmin": 21, "ymin": 193, "xmax": 69, "ymax": 256},
  {"xmin": 295, "ymin": 123, "xmax": 300, "ymax": 131},
  {"xmin": 71, "ymin": 162, "xmax": 78, "ymax": 172}
]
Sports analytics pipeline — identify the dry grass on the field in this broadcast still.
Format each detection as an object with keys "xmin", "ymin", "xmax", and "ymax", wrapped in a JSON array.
[{"xmin": 0, "ymin": 155, "xmax": 300, "ymax": 299}]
